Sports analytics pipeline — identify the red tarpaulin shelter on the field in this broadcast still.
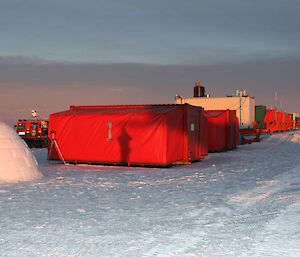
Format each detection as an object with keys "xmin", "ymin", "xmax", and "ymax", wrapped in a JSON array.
[
  {"xmin": 283, "ymin": 113, "xmax": 293, "ymax": 131},
  {"xmin": 276, "ymin": 111, "xmax": 286, "ymax": 132},
  {"xmin": 200, "ymin": 114, "xmax": 208, "ymax": 157},
  {"xmin": 262, "ymin": 109, "xmax": 295, "ymax": 134},
  {"xmin": 48, "ymin": 104, "xmax": 207, "ymax": 167},
  {"xmin": 285, "ymin": 114, "xmax": 293, "ymax": 123},
  {"xmin": 277, "ymin": 111, "xmax": 284, "ymax": 123},
  {"xmin": 263, "ymin": 109, "xmax": 276, "ymax": 133},
  {"xmin": 202, "ymin": 110, "xmax": 239, "ymax": 152}
]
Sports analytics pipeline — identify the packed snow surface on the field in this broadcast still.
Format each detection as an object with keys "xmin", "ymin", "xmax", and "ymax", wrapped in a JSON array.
[
  {"xmin": 0, "ymin": 122, "xmax": 42, "ymax": 183},
  {"xmin": 0, "ymin": 131, "xmax": 300, "ymax": 256}
]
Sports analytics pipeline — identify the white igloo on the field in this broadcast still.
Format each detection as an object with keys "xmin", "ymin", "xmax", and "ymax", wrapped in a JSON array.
[{"xmin": 0, "ymin": 122, "xmax": 43, "ymax": 183}]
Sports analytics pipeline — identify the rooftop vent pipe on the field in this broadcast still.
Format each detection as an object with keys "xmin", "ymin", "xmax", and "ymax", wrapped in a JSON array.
[{"xmin": 193, "ymin": 82, "xmax": 205, "ymax": 97}]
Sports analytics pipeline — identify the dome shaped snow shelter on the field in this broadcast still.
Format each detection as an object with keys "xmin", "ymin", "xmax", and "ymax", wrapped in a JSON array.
[
  {"xmin": 0, "ymin": 122, "xmax": 43, "ymax": 183},
  {"xmin": 48, "ymin": 104, "xmax": 207, "ymax": 167}
]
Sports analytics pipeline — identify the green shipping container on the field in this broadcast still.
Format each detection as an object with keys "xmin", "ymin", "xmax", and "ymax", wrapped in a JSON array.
[{"xmin": 255, "ymin": 105, "xmax": 267, "ymax": 129}]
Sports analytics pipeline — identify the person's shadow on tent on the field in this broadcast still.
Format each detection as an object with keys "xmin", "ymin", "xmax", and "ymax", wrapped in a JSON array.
[{"xmin": 118, "ymin": 127, "xmax": 132, "ymax": 166}]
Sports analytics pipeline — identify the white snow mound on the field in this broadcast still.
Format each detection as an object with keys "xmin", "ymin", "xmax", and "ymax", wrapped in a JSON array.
[
  {"xmin": 0, "ymin": 122, "xmax": 43, "ymax": 183},
  {"xmin": 270, "ymin": 130, "xmax": 300, "ymax": 144}
]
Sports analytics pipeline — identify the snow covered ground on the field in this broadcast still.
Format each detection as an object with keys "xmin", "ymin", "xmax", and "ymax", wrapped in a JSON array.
[{"xmin": 0, "ymin": 131, "xmax": 300, "ymax": 257}]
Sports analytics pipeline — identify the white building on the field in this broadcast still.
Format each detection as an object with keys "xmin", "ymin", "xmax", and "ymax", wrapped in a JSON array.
[
  {"xmin": 175, "ymin": 87, "xmax": 255, "ymax": 129},
  {"xmin": 292, "ymin": 113, "xmax": 300, "ymax": 121}
]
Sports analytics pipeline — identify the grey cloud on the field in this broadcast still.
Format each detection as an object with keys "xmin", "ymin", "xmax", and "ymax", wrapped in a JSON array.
[
  {"xmin": 1, "ymin": 56, "xmax": 299, "ymax": 113},
  {"xmin": 1, "ymin": 0, "xmax": 299, "ymax": 65},
  {"xmin": 1, "ymin": 55, "xmax": 299, "ymax": 88}
]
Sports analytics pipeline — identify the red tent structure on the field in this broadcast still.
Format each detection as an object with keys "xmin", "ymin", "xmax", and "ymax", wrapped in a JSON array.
[
  {"xmin": 262, "ymin": 109, "xmax": 276, "ymax": 133},
  {"xmin": 202, "ymin": 110, "xmax": 239, "ymax": 152},
  {"xmin": 283, "ymin": 113, "xmax": 293, "ymax": 131},
  {"xmin": 48, "ymin": 104, "xmax": 207, "ymax": 167},
  {"xmin": 199, "ymin": 113, "xmax": 208, "ymax": 157},
  {"xmin": 276, "ymin": 111, "xmax": 285, "ymax": 132},
  {"xmin": 261, "ymin": 110, "xmax": 295, "ymax": 134}
]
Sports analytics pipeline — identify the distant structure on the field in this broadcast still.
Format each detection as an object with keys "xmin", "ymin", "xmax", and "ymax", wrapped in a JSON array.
[
  {"xmin": 31, "ymin": 109, "xmax": 42, "ymax": 121},
  {"xmin": 175, "ymin": 82, "xmax": 255, "ymax": 129}
]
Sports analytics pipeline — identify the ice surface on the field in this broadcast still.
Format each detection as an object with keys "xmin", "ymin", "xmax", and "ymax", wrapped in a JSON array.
[
  {"xmin": 0, "ymin": 122, "xmax": 43, "ymax": 183},
  {"xmin": 0, "ymin": 130, "xmax": 299, "ymax": 256}
]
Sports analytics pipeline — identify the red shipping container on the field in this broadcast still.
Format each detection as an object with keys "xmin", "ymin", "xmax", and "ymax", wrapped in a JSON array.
[
  {"xmin": 276, "ymin": 111, "xmax": 285, "ymax": 131},
  {"xmin": 284, "ymin": 113, "xmax": 293, "ymax": 131},
  {"xmin": 48, "ymin": 104, "xmax": 206, "ymax": 167},
  {"xmin": 285, "ymin": 114, "xmax": 293, "ymax": 123},
  {"xmin": 277, "ymin": 111, "xmax": 284, "ymax": 123},
  {"xmin": 266, "ymin": 109, "xmax": 276, "ymax": 123},
  {"xmin": 264, "ymin": 109, "xmax": 276, "ymax": 133},
  {"xmin": 202, "ymin": 110, "xmax": 238, "ymax": 152}
]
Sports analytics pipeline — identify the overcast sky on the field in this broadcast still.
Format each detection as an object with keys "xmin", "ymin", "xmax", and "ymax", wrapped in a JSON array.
[{"xmin": 1, "ymin": 0, "xmax": 300, "ymax": 125}]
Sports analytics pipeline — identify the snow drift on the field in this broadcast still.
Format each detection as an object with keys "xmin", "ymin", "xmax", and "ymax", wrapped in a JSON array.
[
  {"xmin": 269, "ymin": 131, "xmax": 300, "ymax": 144},
  {"xmin": 0, "ymin": 129, "xmax": 299, "ymax": 256},
  {"xmin": 0, "ymin": 122, "xmax": 43, "ymax": 183}
]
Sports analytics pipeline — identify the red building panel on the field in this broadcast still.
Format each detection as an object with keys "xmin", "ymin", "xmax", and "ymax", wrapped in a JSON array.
[
  {"xmin": 48, "ymin": 104, "xmax": 206, "ymax": 167},
  {"xmin": 202, "ymin": 110, "xmax": 239, "ymax": 152}
]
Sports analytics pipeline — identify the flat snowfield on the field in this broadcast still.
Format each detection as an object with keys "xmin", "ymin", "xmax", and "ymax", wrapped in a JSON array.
[{"xmin": 1, "ymin": 132, "xmax": 300, "ymax": 257}]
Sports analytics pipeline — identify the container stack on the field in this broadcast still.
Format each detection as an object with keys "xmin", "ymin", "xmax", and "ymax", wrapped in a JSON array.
[{"xmin": 258, "ymin": 108, "xmax": 297, "ymax": 134}]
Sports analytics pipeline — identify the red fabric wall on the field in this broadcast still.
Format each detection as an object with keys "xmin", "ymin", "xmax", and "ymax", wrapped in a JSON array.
[
  {"xmin": 203, "ymin": 111, "xmax": 226, "ymax": 152},
  {"xmin": 284, "ymin": 113, "xmax": 293, "ymax": 130},
  {"xmin": 184, "ymin": 105, "xmax": 203, "ymax": 162},
  {"xmin": 199, "ymin": 113, "xmax": 208, "ymax": 157},
  {"xmin": 264, "ymin": 109, "xmax": 276, "ymax": 132},
  {"xmin": 276, "ymin": 112, "xmax": 284, "ymax": 124},
  {"xmin": 285, "ymin": 114, "xmax": 293, "ymax": 122},
  {"xmin": 264, "ymin": 110, "xmax": 294, "ymax": 132},
  {"xmin": 48, "ymin": 104, "xmax": 206, "ymax": 166},
  {"xmin": 203, "ymin": 110, "xmax": 238, "ymax": 152},
  {"xmin": 228, "ymin": 110, "xmax": 239, "ymax": 149},
  {"xmin": 266, "ymin": 109, "xmax": 275, "ymax": 123}
]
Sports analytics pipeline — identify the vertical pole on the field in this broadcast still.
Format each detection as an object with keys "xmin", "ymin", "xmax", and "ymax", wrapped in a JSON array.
[
  {"xmin": 274, "ymin": 91, "xmax": 278, "ymax": 111},
  {"xmin": 51, "ymin": 131, "xmax": 66, "ymax": 165},
  {"xmin": 183, "ymin": 104, "xmax": 188, "ymax": 163},
  {"xmin": 226, "ymin": 110, "xmax": 230, "ymax": 149},
  {"xmin": 239, "ymin": 93, "xmax": 242, "ymax": 127}
]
